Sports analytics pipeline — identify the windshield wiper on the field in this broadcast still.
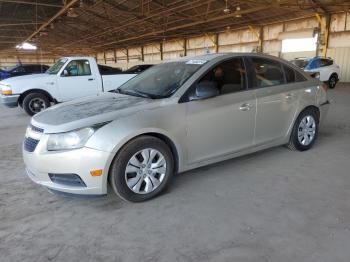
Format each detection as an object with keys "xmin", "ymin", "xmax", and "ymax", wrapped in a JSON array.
[{"xmin": 111, "ymin": 88, "xmax": 151, "ymax": 98}]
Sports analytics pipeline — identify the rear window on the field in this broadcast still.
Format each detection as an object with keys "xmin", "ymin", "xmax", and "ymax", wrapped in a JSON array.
[
  {"xmin": 283, "ymin": 65, "xmax": 295, "ymax": 83},
  {"xmin": 321, "ymin": 59, "xmax": 333, "ymax": 67},
  {"xmin": 295, "ymin": 71, "xmax": 307, "ymax": 82},
  {"xmin": 291, "ymin": 59, "xmax": 309, "ymax": 69},
  {"xmin": 283, "ymin": 64, "xmax": 307, "ymax": 83}
]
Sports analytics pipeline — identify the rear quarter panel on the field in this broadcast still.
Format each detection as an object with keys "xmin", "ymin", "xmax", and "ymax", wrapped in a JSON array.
[{"xmin": 287, "ymin": 80, "xmax": 326, "ymax": 135}]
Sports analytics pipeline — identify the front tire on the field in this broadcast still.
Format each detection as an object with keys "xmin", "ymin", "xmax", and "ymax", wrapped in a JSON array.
[
  {"xmin": 22, "ymin": 93, "xmax": 50, "ymax": 116},
  {"xmin": 109, "ymin": 136, "xmax": 174, "ymax": 202},
  {"xmin": 287, "ymin": 108, "xmax": 319, "ymax": 151},
  {"xmin": 328, "ymin": 74, "xmax": 338, "ymax": 89}
]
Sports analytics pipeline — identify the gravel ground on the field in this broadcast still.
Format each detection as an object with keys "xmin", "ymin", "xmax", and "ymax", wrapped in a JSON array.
[{"xmin": 1, "ymin": 83, "xmax": 350, "ymax": 262}]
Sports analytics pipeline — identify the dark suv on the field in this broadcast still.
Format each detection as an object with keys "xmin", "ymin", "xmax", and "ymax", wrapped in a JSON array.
[{"xmin": 0, "ymin": 64, "xmax": 50, "ymax": 81}]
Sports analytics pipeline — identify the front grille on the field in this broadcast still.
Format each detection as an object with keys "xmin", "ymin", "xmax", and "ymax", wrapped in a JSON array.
[
  {"xmin": 48, "ymin": 173, "xmax": 87, "ymax": 187},
  {"xmin": 24, "ymin": 137, "xmax": 39, "ymax": 152},
  {"xmin": 23, "ymin": 124, "xmax": 44, "ymax": 152},
  {"xmin": 30, "ymin": 125, "xmax": 44, "ymax": 133}
]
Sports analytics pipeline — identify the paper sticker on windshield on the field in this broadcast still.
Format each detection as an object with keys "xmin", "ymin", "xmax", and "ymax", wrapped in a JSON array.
[{"xmin": 186, "ymin": 59, "xmax": 207, "ymax": 65}]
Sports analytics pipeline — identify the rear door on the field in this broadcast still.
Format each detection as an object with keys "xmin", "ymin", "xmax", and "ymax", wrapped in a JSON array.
[
  {"xmin": 250, "ymin": 57, "xmax": 302, "ymax": 145},
  {"xmin": 57, "ymin": 59, "xmax": 99, "ymax": 101}
]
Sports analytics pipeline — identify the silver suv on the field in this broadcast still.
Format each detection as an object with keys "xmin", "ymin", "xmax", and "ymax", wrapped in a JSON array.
[{"xmin": 23, "ymin": 53, "xmax": 330, "ymax": 202}]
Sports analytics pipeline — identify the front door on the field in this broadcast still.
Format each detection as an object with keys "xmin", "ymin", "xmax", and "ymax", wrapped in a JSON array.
[
  {"xmin": 185, "ymin": 58, "xmax": 256, "ymax": 164},
  {"xmin": 57, "ymin": 59, "xmax": 99, "ymax": 101}
]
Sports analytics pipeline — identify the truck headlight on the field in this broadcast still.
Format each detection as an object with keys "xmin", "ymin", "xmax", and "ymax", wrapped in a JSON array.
[
  {"xmin": 47, "ymin": 123, "xmax": 109, "ymax": 151},
  {"xmin": 1, "ymin": 84, "xmax": 12, "ymax": 95}
]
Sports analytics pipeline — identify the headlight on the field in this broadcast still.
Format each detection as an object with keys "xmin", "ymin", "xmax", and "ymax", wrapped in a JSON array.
[
  {"xmin": 46, "ymin": 123, "xmax": 109, "ymax": 151},
  {"xmin": 1, "ymin": 84, "xmax": 12, "ymax": 95}
]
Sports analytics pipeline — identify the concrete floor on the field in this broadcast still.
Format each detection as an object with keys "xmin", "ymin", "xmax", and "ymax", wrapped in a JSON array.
[{"xmin": 1, "ymin": 84, "xmax": 350, "ymax": 262}]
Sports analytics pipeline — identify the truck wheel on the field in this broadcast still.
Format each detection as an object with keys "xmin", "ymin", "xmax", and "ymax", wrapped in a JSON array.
[
  {"xmin": 328, "ymin": 74, "xmax": 338, "ymax": 89},
  {"xmin": 22, "ymin": 93, "xmax": 50, "ymax": 116},
  {"xmin": 109, "ymin": 136, "xmax": 174, "ymax": 202}
]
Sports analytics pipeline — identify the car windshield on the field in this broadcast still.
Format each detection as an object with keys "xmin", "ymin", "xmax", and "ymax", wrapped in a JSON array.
[
  {"xmin": 117, "ymin": 61, "xmax": 205, "ymax": 98},
  {"xmin": 46, "ymin": 58, "xmax": 68, "ymax": 74},
  {"xmin": 291, "ymin": 59, "xmax": 310, "ymax": 69}
]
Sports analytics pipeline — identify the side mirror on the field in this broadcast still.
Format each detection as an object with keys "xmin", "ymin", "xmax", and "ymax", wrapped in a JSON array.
[
  {"xmin": 190, "ymin": 81, "xmax": 219, "ymax": 101},
  {"xmin": 62, "ymin": 69, "xmax": 69, "ymax": 77}
]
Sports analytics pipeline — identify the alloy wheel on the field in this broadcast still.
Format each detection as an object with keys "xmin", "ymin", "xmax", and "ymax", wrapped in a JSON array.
[
  {"xmin": 125, "ymin": 148, "xmax": 167, "ymax": 194},
  {"xmin": 29, "ymin": 98, "xmax": 47, "ymax": 114},
  {"xmin": 297, "ymin": 115, "xmax": 316, "ymax": 146}
]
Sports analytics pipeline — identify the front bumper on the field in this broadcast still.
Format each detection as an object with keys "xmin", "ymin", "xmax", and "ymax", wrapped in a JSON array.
[
  {"xmin": 23, "ymin": 137, "xmax": 114, "ymax": 195},
  {"xmin": 1, "ymin": 94, "xmax": 20, "ymax": 107}
]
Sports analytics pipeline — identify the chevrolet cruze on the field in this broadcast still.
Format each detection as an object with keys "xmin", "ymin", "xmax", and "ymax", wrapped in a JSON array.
[{"xmin": 23, "ymin": 53, "xmax": 330, "ymax": 202}]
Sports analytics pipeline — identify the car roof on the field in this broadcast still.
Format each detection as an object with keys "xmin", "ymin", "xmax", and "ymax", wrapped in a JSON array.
[{"xmin": 162, "ymin": 52, "xmax": 298, "ymax": 66}]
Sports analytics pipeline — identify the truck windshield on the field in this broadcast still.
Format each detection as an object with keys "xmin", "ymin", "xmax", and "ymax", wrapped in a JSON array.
[
  {"xmin": 117, "ymin": 61, "xmax": 205, "ymax": 98},
  {"xmin": 46, "ymin": 58, "xmax": 67, "ymax": 74}
]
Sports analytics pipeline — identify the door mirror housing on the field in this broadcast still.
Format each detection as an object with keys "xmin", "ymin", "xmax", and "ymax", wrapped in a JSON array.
[
  {"xmin": 190, "ymin": 81, "xmax": 219, "ymax": 101},
  {"xmin": 62, "ymin": 69, "xmax": 69, "ymax": 77}
]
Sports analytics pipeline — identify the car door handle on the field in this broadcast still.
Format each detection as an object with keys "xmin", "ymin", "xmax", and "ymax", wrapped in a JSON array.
[
  {"xmin": 88, "ymin": 78, "xmax": 95, "ymax": 81},
  {"xmin": 239, "ymin": 103, "xmax": 252, "ymax": 111}
]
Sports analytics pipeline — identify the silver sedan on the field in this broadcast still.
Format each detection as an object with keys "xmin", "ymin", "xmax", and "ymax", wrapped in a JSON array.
[{"xmin": 23, "ymin": 53, "xmax": 330, "ymax": 202}]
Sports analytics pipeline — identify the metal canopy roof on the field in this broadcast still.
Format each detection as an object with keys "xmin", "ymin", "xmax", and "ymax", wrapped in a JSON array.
[{"xmin": 0, "ymin": 0, "xmax": 349, "ymax": 55}]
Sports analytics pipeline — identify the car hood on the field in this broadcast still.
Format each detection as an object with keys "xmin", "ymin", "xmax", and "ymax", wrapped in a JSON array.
[
  {"xmin": 0, "ymin": 73, "xmax": 53, "ymax": 85},
  {"xmin": 32, "ymin": 92, "xmax": 161, "ymax": 133}
]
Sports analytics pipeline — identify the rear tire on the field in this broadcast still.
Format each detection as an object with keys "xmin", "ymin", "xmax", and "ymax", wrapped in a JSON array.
[
  {"xmin": 22, "ymin": 93, "xmax": 50, "ymax": 116},
  {"xmin": 109, "ymin": 136, "xmax": 174, "ymax": 202},
  {"xmin": 328, "ymin": 74, "xmax": 338, "ymax": 89},
  {"xmin": 287, "ymin": 108, "xmax": 319, "ymax": 151}
]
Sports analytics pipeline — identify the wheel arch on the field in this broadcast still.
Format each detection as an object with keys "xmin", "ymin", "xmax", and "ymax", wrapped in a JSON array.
[
  {"xmin": 296, "ymin": 105, "xmax": 320, "ymax": 126},
  {"xmin": 289, "ymin": 105, "xmax": 320, "ymax": 135},
  {"xmin": 108, "ymin": 131, "xmax": 181, "ymax": 178},
  {"xmin": 18, "ymin": 89, "xmax": 55, "ymax": 106},
  {"xmin": 330, "ymin": 72, "xmax": 338, "ymax": 78},
  {"xmin": 329, "ymin": 72, "xmax": 339, "ymax": 82}
]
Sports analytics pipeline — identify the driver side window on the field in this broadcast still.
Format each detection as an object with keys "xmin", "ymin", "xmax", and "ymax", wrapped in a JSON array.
[
  {"xmin": 64, "ymin": 60, "xmax": 91, "ymax": 76},
  {"xmin": 198, "ymin": 58, "xmax": 247, "ymax": 95}
]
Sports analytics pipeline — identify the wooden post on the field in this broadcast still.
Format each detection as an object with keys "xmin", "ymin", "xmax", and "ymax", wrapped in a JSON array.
[
  {"xmin": 160, "ymin": 42, "xmax": 163, "ymax": 60},
  {"xmin": 315, "ymin": 13, "xmax": 331, "ymax": 58},
  {"xmin": 141, "ymin": 46, "xmax": 144, "ymax": 62},
  {"xmin": 183, "ymin": 38, "xmax": 187, "ymax": 56},
  {"xmin": 259, "ymin": 27, "xmax": 264, "ymax": 53}
]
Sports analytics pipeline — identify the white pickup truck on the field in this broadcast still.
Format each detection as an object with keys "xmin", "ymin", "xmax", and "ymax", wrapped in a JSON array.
[{"xmin": 0, "ymin": 57, "xmax": 137, "ymax": 115}]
